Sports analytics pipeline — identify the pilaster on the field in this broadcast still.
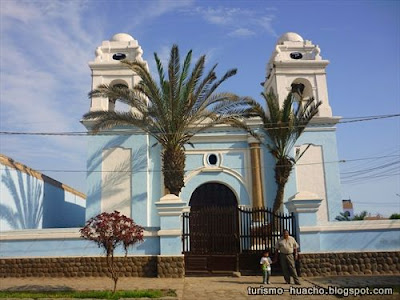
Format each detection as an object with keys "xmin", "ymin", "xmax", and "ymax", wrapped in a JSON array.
[{"xmin": 248, "ymin": 136, "xmax": 264, "ymax": 208}]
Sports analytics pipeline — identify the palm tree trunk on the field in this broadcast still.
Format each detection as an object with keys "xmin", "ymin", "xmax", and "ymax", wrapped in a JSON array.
[
  {"xmin": 162, "ymin": 145, "xmax": 185, "ymax": 196},
  {"xmin": 272, "ymin": 157, "xmax": 293, "ymax": 214},
  {"xmin": 273, "ymin": 183, "xmax": 286, "ymax": 213}
]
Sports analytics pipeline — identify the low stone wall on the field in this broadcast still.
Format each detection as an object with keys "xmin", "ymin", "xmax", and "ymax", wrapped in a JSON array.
[
  {"xmin": 157, "ymin": 256, "xmax": 185, "ymax": 278},
  {"xmin": 299, "ymin": 251, "xmax": 400, "ymax": 277},
  {"xmin": 0, "ymin": 256, "xmax": 184, "ymax": 278}
]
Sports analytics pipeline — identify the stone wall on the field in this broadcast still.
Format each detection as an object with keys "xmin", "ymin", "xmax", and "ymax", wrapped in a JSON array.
[
  {"xmin": 0, "ymin": 256, "xmax": 184, "ymax": 278},
  {"xmin": 299, "ymin": 252, "xmax": 400, "ymax": 277},
  {"xmin": 157, "ymin": 256, "xmax": 185, "ymax": 278}
]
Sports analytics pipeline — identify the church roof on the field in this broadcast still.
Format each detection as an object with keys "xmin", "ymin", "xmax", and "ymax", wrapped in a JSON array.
[{"xmin": 0, "ymin": 153, "xmax": 85, "ymax": 199}]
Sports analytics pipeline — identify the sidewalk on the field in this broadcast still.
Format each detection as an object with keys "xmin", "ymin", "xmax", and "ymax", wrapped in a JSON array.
[{"xmin": 0, "ymin": 275, "xmax": 398, "ymax": 299}]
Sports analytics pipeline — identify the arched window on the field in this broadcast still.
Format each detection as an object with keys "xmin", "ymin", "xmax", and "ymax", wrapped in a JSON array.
[
  {"xmin": 109, "ymin": 80, "xmax": 129, "ymax": 112},
  {"xmin": 290, "ymin": 78, "xmax": 313, "ymax": 101}
]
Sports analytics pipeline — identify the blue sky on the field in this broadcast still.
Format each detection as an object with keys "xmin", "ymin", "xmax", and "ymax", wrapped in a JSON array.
[{"xmin": 0, "ymin": 0, "xmax": 399, "ymax": 217}]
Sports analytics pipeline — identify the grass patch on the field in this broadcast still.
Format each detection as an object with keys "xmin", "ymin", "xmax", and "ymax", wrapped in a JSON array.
[{"xmin": 0, "ymin": 289, "xmax": 176, "ymax": 299}]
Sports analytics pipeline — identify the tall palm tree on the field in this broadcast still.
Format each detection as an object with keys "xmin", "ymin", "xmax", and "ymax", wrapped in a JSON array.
[
  {"xmin": 247, "ymin": 88, "xmax": 321, "ymax": 213},
  {"xmin": 83, "ymin": 45, "xmax": 251, "ymax": 196}
]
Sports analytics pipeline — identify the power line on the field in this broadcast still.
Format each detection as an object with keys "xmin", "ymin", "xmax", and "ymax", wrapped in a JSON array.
[
  {"xmin": 1, "ymin": 154, "xmax": 399, "ymax": 174},
  {"xmin": 340, "ymin": 148, "xmax": 400, "ymax": 173},
  {"xmin": 352, "ymin": 201, "xmax": 400, "ymax": 205},
  {"xmin": 341, "ymin": 160, "xmax": 400, "ymax": 176},
  {"xmin": 0, "ymin": 113, "xmax": 399, "ymax": 136}
]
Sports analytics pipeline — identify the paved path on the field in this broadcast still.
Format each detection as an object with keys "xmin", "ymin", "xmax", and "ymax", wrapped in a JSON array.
[{"xmin": 0, "ymin": 275, "xmax": 398, "ymax": 299}]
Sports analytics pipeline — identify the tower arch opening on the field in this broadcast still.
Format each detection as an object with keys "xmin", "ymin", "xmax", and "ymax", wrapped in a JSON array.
[
  {"xmin": 291, "ymin": 78, "xmax": 313, "ymax": 100},
  {"xmin": 109, "ymin": 80, "xmax": 129, "ymax": 112}
]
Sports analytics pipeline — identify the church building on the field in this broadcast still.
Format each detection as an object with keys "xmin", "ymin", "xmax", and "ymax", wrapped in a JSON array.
[
  {"xmin": 80, "ymin": 32, "xmax": 343, "ymax": 274},
  {"xmin": 82, "ymin": 32, "xmax": 342, "ymax": 226}
]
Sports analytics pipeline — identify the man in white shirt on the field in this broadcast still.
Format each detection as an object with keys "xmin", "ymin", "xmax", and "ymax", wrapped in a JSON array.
[{"xmin": 274, "ymin": 229, "xmax": 300, "ymax": 285}]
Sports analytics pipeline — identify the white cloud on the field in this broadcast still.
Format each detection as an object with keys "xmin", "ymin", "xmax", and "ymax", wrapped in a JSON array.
[
  {"xmin": 257, "ymin": 16, "xmax": 277, "ymax": 37},
  {"xmin": 0, "ymin": 0, "xmax": 96, "ymax": 190},
  {"xmin": 0, "ymin": 0, "xmax": 42, "ymax": 23},
  {"xmin": 184, "ymin": 6, "xmax": 277, "ymax": 38},
  {"xmin": 0, "ymin": 1, "xmax": 98, "ymax": 130},
  {"xmin": 228, "ymin": 28, "xmax": 256, "ymax": 37},
  {"xmin": 126, "ymin": 0, "xmax": 195, "ymax": 30}
]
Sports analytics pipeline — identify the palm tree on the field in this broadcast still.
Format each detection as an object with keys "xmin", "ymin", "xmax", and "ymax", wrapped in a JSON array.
[
  {"xmin": 247, "ymin": 88, "xmax": 321, "ymax": 213},
  {"xmin": 335, "ymin": 211, "xmax": 352, "ymax": 221},
  {"xmin": 83, "ymin": 45, "xmax": 251, "ymax": 196},
  {"xmin": 353, "ymin": 210, "xmax": 368, "ymax": 220}
]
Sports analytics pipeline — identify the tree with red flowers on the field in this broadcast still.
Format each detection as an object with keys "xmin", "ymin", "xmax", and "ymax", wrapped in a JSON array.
[{"xmin": 80, "ymin": 211, "xmax": 144, "ymax": 293}]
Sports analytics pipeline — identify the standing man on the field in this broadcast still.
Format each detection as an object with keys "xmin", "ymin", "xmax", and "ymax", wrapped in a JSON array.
[{"xmin": 274, "ymin": 229, "xmax": 300, "ymax": 285}]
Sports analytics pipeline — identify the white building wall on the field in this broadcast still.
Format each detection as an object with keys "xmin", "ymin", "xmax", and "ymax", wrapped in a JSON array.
[
  {"xmin": 101, "ymin": 147, "xmax": 132, "ymax": 216},
  {"xmin": 295, "ymin": 144, "xmax": 329, "ymax": 222}
]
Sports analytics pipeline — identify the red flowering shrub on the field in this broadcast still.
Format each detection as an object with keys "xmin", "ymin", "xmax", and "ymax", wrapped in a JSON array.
[{"xmin": 80, "ymin": 211, "xmax": 144, "ymax": 292}]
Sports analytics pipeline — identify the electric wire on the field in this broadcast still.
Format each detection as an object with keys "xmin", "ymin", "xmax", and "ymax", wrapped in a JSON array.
[
  {"xmin": 0, "ymin": 113, "xmax": 399, "ymax": 136},
  {"xmin": 1, "ymin": 154, "xmax": 399, "ymax": 173}
]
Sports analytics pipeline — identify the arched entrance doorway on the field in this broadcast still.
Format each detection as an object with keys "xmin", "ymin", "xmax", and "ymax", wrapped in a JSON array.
[
  {"xmin": 183, "ymin": 182, "xmax": 239, "ymax": 274},
  {"xmin": 189, "ymin": 182, "xmax": 237, "ymax": 207}
]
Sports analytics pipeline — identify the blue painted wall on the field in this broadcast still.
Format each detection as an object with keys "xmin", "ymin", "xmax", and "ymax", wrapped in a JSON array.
[
  {"xmin": 86, "ymin": 124, "xmax": 342, "ymax": 226},
  {"xmin": 85, "ymin": 132, "xmax": 150, "ymax": 226},
  {"xmin": 288, "ymin": 127, "xmax": 342, "ymax": 220},
  {"xmin": 0, "ymin": 235, "xmax": 159, "ymax": 257},
  {"xmin": 300, "ymin": 227, "xmax": 400, "ymax": 253},
  {"xmin": 0, "ymin": 166, "xmax": 85, "ymax": 232}
]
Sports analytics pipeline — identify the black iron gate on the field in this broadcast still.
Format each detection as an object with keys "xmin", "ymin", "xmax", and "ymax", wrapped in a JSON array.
[
  {"xmin": 182, "ymin": 206, "xmax": 239, "ymax": 274},
  {"xmin": 238, "ymin": 206, "xmax": 298, "ymax": 275},
  {"xmin": 182, "ymin": 206, "xmax": 297, "ymax": 275}
]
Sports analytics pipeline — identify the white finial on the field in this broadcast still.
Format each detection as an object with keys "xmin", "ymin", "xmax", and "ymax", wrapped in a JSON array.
[
  {"xmin": 314, "ymin": 45, "xmax": 321, "ymax": 60},
  {"xmin": 95, "ymin": 47, "xmax": 103, "ymax": 62}
]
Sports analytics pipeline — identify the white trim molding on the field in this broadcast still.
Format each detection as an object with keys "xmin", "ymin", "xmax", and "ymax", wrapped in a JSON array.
[
  {"xmin": 300, "ymin": 220, "xmax": 400, "ymax": 233},
  {"xmin": 157, "ymin": 229, "xmax": 181, "ymax": 236},
  {"xmin": 0, "ymin": 228, "xmax": 159, "ymax": 241}
]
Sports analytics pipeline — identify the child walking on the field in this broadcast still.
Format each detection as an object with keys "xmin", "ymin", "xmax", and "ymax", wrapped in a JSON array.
[{"xmin": 260, "ymin": 251, "xmax": 273, "ymax": 284}]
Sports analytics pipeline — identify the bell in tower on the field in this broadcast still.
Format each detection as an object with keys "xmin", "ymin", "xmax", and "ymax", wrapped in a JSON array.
[
  {"xmin": 88, "ymin": 33, "xmax": 148, "ymax": 112},
  {"xmin": 264, "ymin": 32, "xmax": 333, "ymax": 117}
]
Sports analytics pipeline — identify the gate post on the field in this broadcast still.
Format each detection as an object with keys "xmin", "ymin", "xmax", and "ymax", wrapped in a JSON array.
[
  {"xmin": 155, "ymin": 194, "xmax": 186, "ymax": 278},
  {"xmin": 285, "ymin": 191, "xmax": 322, "ymax": 252},
  {"xmin": 155, "ymin": 194, "xmax": 186, "ymax": 255}
]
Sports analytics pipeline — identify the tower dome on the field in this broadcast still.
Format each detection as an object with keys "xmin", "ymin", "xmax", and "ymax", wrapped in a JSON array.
[
  {"xmin": 110, "ymin": 33, "xmax": 134, "ymax": 42},
  {"xmin": 277, "ymin": 32, "xmax": 304, "ymax": 44}
]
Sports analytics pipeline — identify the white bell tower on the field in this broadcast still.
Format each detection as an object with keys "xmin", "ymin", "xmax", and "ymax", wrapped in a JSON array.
[
  {"xmin": 264, "ymin": 32, "xmax": 332, "ymax": 117},
  {"xmin": 88, "ymin": 33, "xmax": 148, "ymax": 112}
]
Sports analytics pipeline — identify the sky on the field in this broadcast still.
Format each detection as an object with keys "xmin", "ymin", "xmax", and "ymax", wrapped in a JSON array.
[{"xmin": 0, "ymin": 0, "xmax": 399, "ymax": 217}]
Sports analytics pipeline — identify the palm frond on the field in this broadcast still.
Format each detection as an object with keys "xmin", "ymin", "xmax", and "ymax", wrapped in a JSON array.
[{"xmin": 201, "ymin": 69, "xmax": 237, "ymax": 102}]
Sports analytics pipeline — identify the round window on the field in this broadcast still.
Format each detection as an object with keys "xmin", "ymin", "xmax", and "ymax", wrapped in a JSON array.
[
  {"xmin": 207, "ymin": 154, "xmax": 218, "ymax": 165},
  {"xmin": 112, "ymin": 53, "xmax": 126, "ymax": 60}
]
